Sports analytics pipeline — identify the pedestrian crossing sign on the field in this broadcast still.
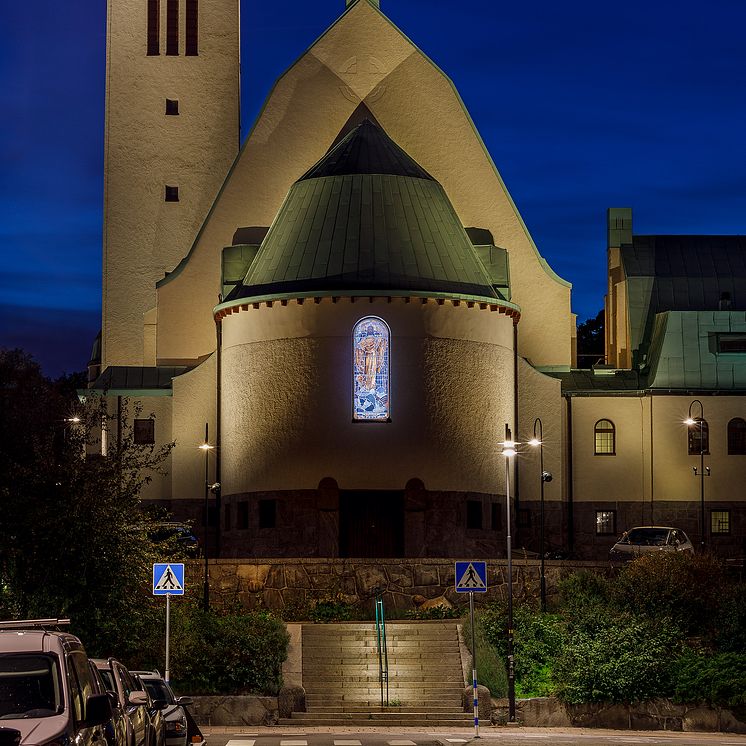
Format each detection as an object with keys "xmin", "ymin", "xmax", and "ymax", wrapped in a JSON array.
[
  {"xmin": 153, "ymin": 563, "xmax": 185, "ymax": 596},
  {"xmin": 455, "ymin": 561, "xmax": 487, "ymax": 592}
]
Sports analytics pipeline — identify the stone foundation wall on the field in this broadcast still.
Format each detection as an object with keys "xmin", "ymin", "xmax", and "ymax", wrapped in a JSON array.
[{"xmin": 185, "ymin": 558, "xmax": 611, "ymax": 615}]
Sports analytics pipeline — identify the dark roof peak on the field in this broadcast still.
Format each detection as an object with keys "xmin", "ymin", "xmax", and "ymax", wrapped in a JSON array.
[{"xmin": 299, "ymin": 117, "xmax": 434, "ymax": 182}]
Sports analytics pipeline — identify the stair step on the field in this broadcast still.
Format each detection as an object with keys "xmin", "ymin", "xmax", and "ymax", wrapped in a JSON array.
[{"xmin": 278, "ymin": 718, "xmax": 472, "ymax": 727}]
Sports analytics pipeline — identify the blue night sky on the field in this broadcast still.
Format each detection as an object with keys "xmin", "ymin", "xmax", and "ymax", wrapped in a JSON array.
[{"xmin": 2, "ymin": 0, "xmax": 745, "ymax": 377}]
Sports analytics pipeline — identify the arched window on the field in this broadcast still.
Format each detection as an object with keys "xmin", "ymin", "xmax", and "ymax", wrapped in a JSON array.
[
  {"xmin": 728, "ymin": 417, "xmax": 746, "ymax": 455},
  {"xmin": 594, "ymin": 419, "xmax": 616, "ymax": 455},
  {"xmin": 352, "ymin": 317, "xmax": 390, "ymax": 421},
  {"xmin": 687, "ymin": 418, "xmax": 709, "ymax": 455}
]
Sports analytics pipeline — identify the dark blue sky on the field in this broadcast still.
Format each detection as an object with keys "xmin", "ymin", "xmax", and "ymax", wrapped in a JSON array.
[{"xmin": 2, "ymin": 0, "xmax": 745, "ymax": 376}]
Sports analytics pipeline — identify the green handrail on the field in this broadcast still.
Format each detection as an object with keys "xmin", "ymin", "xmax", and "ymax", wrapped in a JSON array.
[{"xmin": 374, "ymin": 593, "xmax": 389, "ymax": 707}]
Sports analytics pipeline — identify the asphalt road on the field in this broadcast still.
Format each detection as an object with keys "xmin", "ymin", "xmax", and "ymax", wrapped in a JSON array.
[{"xmin": 200, "ymin": 726, "xmax": 746, "ymax": 746}]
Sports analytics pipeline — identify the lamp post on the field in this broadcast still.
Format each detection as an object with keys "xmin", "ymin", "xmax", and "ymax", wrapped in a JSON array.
[
  {"xmin": 199, "ymin": 423, "xmax": 214, "ymax": 611},
  {"xmin": 685, "ymin": 400, "xmax": 706, "ymax": 551},
  {"xmin": 528, "ymin": 418, "xmax": 552, "ymax": 612},
  {"xmin": 502, "ymin": 424, "xmax": 517, "ymax": 723}
]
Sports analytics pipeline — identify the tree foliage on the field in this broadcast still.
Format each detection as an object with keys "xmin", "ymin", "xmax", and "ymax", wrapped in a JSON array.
[
  {"xmin": 0, "ymin": 348, "xmax": 175, "ymax": 661},
  {"xmin": 576, "ymin": 309, "xmax": 605, "ymax": 365}
]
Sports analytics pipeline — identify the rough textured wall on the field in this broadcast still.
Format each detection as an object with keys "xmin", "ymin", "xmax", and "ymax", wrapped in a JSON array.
[
  {"xmin": 220, "ymin": 298, "xmax": 514, "ymax": 494},
  {"xmin": 104, "ymin": 0, "xmax": 239, "ymax": 367}
]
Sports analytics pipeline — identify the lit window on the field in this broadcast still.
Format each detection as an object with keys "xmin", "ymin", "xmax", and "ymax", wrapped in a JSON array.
[
  {"xmin": 687, "ymin": 418, "xmax": 709, "ymax": 455},
  {"xmin": 165, "ymin": 99, "xmax": 179, "ymax": 115},
  {"xmin": 711, "ymin": 510, "xmax": 730, "ymax": 535},
  {"xmin": 594, "ymin": 419, "xmax": 615, "ymax": 455},
  {"xmin": 352, "ymin": 317, "xmax": 390, "ymax": 421},
  {"xmin": 165, "ymin": 185, "xmax": 179, "ymax": 202},
  {"xmin": 133, "ymin": 418, "xmax": 155, "ymax": 444},
  {"xmin": 727, "ymin": 418, "xmax": 746, "ymax": 455},
  {"xmin": 466, "ymin": 500, "xmax": 482, "ymax": 530},
  {"xmin": 596, "ymin": 510, "xmax": 616, "ymax": 535}
]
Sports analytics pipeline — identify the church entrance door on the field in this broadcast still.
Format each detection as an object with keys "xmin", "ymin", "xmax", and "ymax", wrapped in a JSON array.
[{"xmin": 339, "ymin": 490, "xmax": 404, "ymax": 558}]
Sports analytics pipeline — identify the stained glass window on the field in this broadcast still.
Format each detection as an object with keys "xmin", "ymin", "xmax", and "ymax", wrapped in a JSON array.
[{"xmin": 353, "ymin": 317, "xmax": 390, "ymax": 421}]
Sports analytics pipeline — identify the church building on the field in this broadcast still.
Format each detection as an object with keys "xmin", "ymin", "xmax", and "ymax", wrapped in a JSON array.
[{"xmin": 89, "ymin": 0, "xmax": 746, "ymax": 560}]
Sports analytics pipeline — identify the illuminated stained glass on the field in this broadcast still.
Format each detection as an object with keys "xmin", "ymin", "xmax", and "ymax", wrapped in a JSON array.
[{"xmin": 353, "ymin": 317, "xmax": 390, "ymax": 421}]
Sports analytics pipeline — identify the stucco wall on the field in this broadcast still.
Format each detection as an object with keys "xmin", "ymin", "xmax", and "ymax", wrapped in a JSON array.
[
  {"xmin": 155, "ymin": 0, "xmax": 571, "ymax": 369},
  {"xmin": 103, "ymin": 0, "xmax": 239, "ymax": 367},
  {"xmin": 220, "ymin": 297, "xmax": 515, "ymax": 493}
]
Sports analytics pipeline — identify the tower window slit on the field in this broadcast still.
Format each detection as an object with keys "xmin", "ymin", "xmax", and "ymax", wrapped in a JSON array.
[
  {"xmin": 166, "ymin": 0, "xmax": 179, "ymax": 55},
  {"xmin": 185, "ymin": 0, "xmax": 198, "ymax": 56},
  {"xmin": 147, "ymin": 0, "xmax": 160, "ymax": 55}
]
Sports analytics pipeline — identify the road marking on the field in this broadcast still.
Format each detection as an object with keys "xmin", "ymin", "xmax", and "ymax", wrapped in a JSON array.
[
  {"xmin": 334, "ymin": 741, "xmax": 362, "ymax": 745},
  {"xmin": 226, "ymin": 740, "xmax": 255, "ymax": 746},
  {"xmin": 446, "ymin": 740, "xmax": 469, "ymax": 743},
  {"xmin": 388, "ymin": 741, "xmax": 416, "ymax": 746},
  {"xmin": 280, "ymin": 741, "xmax": 308, "ymax": 746}
]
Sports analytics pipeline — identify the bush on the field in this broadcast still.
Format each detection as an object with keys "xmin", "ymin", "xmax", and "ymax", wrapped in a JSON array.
[
  {"xmin": 309, "ymin": 597, "xmax": 355, "ymax": 623},
  {"xmin": 557, "ymin": 570, "xmax": 610, "ymax": 615},
  {"xmin": 463, "ymin": 613, "xmax": 508, "ymax": 697},
  {"xmin": 404, "ymin": 604, "xmax": 462, "ymax": 620},
  {"xmin": 672, "ymin": 651, "xmax": 746, "ymax": 707},
  {"xmin": 713, "ymin": 584, "xmax": 746, "ymax": 653},
  {"xmin": 554, "ymin": 614, "xmax": 681, "ymax": 704},
  {"xmin": 169, "ymin": 604, "xmax": 289, "ymax": 695},
  {"xmin": 612, "ymin": 553, "xmax": 725, "ymax": 635},
  {"xmin": 477, "ymin": 602, "xmax": 566, "ymax": 697}
]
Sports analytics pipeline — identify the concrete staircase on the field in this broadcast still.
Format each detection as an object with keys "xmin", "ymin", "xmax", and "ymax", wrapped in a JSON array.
[{"xmin": 279, "ymin": 621, "xmax": 471, "ymax": 726}]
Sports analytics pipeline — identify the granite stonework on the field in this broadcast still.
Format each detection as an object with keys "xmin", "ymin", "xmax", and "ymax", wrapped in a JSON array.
[
  {"xmin": 491, "ymin": 697, "xmax": 746, "ymax": 733},
  {"xmin": 189, "ymin": 695, "xmax": 278, "ymax": 726},
  {"xmin": 183, "ymin": 558, "xmax": 612, "ymax": 615}
]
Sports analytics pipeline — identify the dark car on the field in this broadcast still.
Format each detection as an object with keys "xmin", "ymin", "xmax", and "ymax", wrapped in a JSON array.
[
  {"xmin": 148, "ymin": 524, "xmax": 199, "ymax": 558},
  {"xmin": 0, "ymin": 619, "xmax": 112, "ymax": 746},
  {"xmin": 131, "ymin": 673, "xmax": 187, "ymax": 746}
]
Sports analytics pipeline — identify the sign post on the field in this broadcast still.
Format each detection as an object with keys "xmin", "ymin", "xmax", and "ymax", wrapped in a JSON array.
[
  {"xmin": 153, "ymin": 563, "xmax": 185, "ymax": 684},
  {"xmin": 455, "ymin": 561, "xmax": 487, "ymax": 738}
]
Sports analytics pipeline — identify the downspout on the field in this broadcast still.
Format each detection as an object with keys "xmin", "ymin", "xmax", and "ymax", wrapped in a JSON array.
[
  {"xmin": 215, "ymin": 315, "xmax": 223, "ymax": 558},
  {"xmin": 564, "ymin": 394, "xmax": 574, "ymax": 557},
  {"xmin": 513, "ymin": 322, "xmax": 520, "ymax": 543},
  {"xmin": 650, "ymin": 394, "xmax": 654, "ymax": 524}
]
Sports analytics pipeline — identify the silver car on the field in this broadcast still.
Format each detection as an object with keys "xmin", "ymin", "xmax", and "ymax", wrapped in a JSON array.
[
  {"xmin": 609, "ymin": 526, "xmax": 694, "ymax": 560},
  {"xmin": 130, "ymin": 672, "xmax": 191, "ymax": 746}
]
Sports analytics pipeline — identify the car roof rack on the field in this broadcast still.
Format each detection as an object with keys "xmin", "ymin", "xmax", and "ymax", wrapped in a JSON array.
[{"xmin": 0, "ymin": 618, "xmax": 71, "ymax": 630}]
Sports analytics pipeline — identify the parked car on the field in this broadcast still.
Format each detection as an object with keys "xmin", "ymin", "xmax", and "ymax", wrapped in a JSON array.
[
  {"xmin": 0, "ymin": 619, "xmax": 112, "ymax": 746},
  {"xmin": 148, "ymin": 523, "xmax": 200, "ymax": 558},
  {"xmin": 135, "ymin": 678, "xmax": 165, "ymax": 746},
  {"xmin": 92, "ymin": 658, "xmax": 152, "ymax": 746},
  {"xmin": 131, "ymin": 672, "xmax": 190, "ymax": 746},
  {"xmin": 89, "ymin": 660, "xmax": 128, "ymax": 746},
  {"xmin": 609, "ymin": 526, "xmax": 694, "ymax": 560}
]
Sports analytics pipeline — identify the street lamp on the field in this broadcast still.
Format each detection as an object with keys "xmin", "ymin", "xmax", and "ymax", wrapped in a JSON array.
[
  {"xmin": 685, "ymin": 400, "xmax": 707, "ymax": 551},
  {"xmin": 528, "ymin": 419, "xmax": 552, "ymax": 613},
  {"xmin": 199, "ymin": 423, "xmax": 214, "ymax": 611},
  {"xmin": 502, "ymin": 424, "xmax": 517, "ymax": 723}
]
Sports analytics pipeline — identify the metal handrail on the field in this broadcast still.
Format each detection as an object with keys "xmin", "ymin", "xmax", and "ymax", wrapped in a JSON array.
[{"xmin": 374, "ymin": 594, "xmax": 389, "ymax": 707}]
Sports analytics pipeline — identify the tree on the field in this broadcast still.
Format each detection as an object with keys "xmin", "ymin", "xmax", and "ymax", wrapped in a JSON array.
[
  {"xmin": 576, "ymin": 309, "xmax": 605, "ymax": 365},
  {"xmin": 0, "ymin": 348, "xmax": 176, "ymax": 664}
]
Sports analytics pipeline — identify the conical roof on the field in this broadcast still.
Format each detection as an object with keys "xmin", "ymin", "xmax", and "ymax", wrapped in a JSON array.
[{"xmin": 226, "ymin": 120, "xmax": 504, "ymax": 303}]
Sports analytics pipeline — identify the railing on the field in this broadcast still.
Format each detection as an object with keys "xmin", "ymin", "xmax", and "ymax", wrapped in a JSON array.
[{"xmin": 374, "ymin": 592, "xmax": 389, "ymax": 707}]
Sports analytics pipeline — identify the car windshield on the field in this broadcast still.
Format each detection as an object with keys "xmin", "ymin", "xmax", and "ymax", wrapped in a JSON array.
[
  {"xmin": 142, "ymin": 680, "xmax": 174, "ymax": 705},
  {"xmin": 624, "ymin": 528, "xmax": 669, "ymax": 546},
  {"xmin": 0, "ymin": 654, "xmax": 62, "ymax": 719}
]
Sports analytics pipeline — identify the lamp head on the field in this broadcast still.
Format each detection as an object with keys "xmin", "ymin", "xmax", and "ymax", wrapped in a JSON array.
[
  {"xmin": 541, "ymin": 471, "xmax": 553, "ymax": 483},
  {"xmin": 684, "ymin": 417, "xmax": 696, "ymax": 426},
  {"xmin": 528, "ymin": 437, "xmax": 541, "ymax": 447},
  {"xmin": 199, "ymin": 443, "xmax": 214, "ymax": 451}
]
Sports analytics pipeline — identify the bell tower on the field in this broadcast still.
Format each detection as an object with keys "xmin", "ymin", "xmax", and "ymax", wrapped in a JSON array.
[{"xmin": 102, "ymin": 0, "xmax": 240, "ymax": 368}]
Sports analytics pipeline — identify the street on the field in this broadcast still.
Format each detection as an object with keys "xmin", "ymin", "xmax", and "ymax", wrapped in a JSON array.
[{"xmin": 200, "ymin": 726, "xmax": 746, "ymax": 746}]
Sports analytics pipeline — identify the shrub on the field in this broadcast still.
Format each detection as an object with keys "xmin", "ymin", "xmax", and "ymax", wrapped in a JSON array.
[
  {"xmin": 611, "ymin": 553, "xmax": 725, "ymax": 635},
  {"xmin": 672, "ymin": 650, "xmax": 746, "ymax": 707},
  {"xmin": 309, "ymin": 597, "xmax": 355, "ymax": 623},
  {"xmin": 463, "ymin": 613, "xmax": 508, "ymax": 697},
  {"xmin": 554, "ymin": 614, "xmax": 681, "ymax": 704},
  {"xmin": 477, "ymin": 602, "xmax": 566, "ymax": 697},
  {"xmin": 404, "ymin": 604, "xmax": 462, "ymax": 620},
  {"xmin": 169, "ymin": 604, "xmax": 289, "ymax": 695},
  {"xmin": 557, "ymin": 570, "xmax": 610, "ymax": 615},
  {"xmin": 713, "ymin": 584, "xmax": 746, "ymax": 653}
]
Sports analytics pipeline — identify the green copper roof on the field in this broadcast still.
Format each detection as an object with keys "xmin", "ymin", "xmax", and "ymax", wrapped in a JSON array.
[{"xmin": 226, "ymin": 120, "xmax": 505, "ymax": 303}]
